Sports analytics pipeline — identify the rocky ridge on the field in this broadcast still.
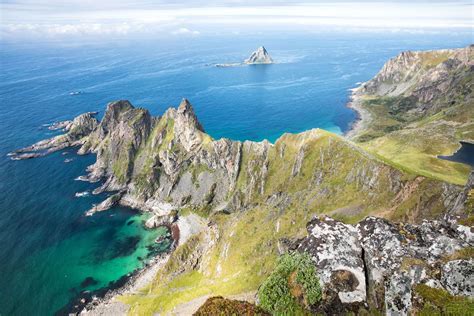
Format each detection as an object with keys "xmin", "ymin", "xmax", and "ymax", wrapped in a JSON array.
[
  {"xmin": 10, "ymin": 98, "xmax": 473, "ymax": 315},
  {"xmin": 10, "ymin": 98, "xmax": 468, "ymax": 224}
]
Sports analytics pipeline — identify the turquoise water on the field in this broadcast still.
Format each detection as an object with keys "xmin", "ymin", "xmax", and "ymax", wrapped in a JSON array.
[{"xmin": 0, "ymin": 32, "xmax": 471, "ymax": 315}]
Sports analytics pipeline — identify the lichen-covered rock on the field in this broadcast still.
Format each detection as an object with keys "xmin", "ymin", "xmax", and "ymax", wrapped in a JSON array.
[
  {"xmin": 441, "ymin": 259, "xmax": 474, "ymax": 296},
  {"xmin": 385, "ymin": 271, "xmax": 412, "ymax": 316},
  {"xmin": 294, "ymin": 216, "xmax": 366, "ymax": 311},
  {"xmin": 292, "ymin": 215, "xmax": 473, "ymax": 315}
]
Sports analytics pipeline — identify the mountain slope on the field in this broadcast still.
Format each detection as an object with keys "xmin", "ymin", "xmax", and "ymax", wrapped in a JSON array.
[{"xmin": 349, "ymin": 45, "xmax": 473, "ymax": 185}]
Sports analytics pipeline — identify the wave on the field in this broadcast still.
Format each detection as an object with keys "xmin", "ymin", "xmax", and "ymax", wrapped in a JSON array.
[{"xmin": 75, "ymin": 191, "xmax": 90, "ymax": 198}]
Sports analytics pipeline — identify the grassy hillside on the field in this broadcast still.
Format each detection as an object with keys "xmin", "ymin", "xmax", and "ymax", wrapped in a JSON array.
[{"xmin": 352, "ymin": 46, "xmax": 473, "ymax": 185}]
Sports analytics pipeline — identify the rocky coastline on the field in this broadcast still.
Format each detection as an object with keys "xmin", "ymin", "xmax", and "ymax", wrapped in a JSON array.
[
  {"xmin": 60, "ymin": 253, "xmax": 171, "ymax": 316},
  {"xmin": 9, "ymin": 45, "xmax": 474, "ymax": 315}
]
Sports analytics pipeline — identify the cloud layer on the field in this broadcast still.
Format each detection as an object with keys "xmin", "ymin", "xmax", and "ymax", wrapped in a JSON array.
[{"xmin": 1, "ymin": 1, "xmax": 472, "ymax": 39}]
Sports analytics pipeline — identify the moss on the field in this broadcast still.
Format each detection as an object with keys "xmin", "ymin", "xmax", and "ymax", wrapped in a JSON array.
[
  {"xmin": 190, "ymin": 164, "xmax": 213, "ymax": 185},
  {"xmin": 441, "ymin": 247, "xmax": 474, "ymax": 262},
  {"xmin": 400, "ymin": 257, "xmax": 428, "ymax": 272},
  {"xmin": 414, "ymin": 284, "xmax": 474, "ymax": 315},
  {"xmin": 459, "ymin": 213, "xmax": 474, "ymax": 227},
  {"xmin": 419, "ymin": 51, "xmax": 451, "ymax": 69}
]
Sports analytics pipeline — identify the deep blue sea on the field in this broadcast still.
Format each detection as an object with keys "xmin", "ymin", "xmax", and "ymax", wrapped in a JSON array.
[{"xmin": 0, "ymin": 32, "xmax": 471, "ymax": 315}]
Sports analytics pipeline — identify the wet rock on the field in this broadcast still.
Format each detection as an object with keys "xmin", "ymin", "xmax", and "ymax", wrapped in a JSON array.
[{"xmin": 85, "ymin": 193, "xmax": 122, "ymax": 216}]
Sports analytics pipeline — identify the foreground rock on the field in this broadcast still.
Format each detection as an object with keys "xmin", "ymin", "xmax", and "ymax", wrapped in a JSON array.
[
  {"xmin": 194, "ymin": 296, "xmax": 270, "ymax": 316},
  {"xmin": 244, "ymin": 46, "xmax": 273, "ymax": 64},
  {"xmin": 291, "ymin": 215, "xmax": 474, "ymax": 315}
]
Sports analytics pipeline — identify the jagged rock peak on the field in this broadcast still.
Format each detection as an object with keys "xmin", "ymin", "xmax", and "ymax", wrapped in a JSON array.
[
  {"xmin": 175, "ymin": 98, "xmax": 204, "ymax": 133},
  {"xmin": 177, "ymin": 98, "xmax": 194, "ymax": 114},
  {"xmin": 245, "ymin": 46, "xmax": 273, "ymax": 64},
  {"xmin": 106, "ymin": 100, "xmax": 134, "ymax": 113}
]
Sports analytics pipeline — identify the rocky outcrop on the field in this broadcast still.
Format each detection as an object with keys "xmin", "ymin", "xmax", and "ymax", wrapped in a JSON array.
[
  {"xmin": 244, "ymin": 46, "xmax": 273, "ymax": 64},
  {"xmin": 85, "ymin": 193, "xmax": 122, "ymax": 216},
  {"xmin": 292, "ymin": 215, "xmax": 473, "ymax": 315},
  {"xmin": 294, "ymin": 216, "xmax": 366, "ymax": 314},
  {"xmin": 9, "ymin": 112, "xmax": 99, "ymax": 160}
]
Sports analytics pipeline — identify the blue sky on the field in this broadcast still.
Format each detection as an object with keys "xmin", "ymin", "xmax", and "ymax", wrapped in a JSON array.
[{"xmin": 1, "ymin": 1, "xmax": 472, "ymax": 39}]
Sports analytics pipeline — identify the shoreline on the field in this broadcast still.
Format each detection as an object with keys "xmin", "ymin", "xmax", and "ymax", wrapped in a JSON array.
[
  {"xmin": 71, "ymin": 218, "xmax": 181, "ymax": 315},
  {"xmin": 78, "ymin": 253, "xmax": 171, "ymax": 316},
  {"xmin": 344, "ymin": 87, "xmax": 370, "ymax": 139}
]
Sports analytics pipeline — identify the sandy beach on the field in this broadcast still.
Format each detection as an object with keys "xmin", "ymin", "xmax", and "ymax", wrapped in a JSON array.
[{"xmin": 345, "ymin": 87, "xmax": 371, "ymax": 139}]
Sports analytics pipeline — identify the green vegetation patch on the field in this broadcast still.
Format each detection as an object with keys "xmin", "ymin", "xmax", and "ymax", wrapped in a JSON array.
[
  {"xmin": 415, "ymin": 284, "xmax": 474, "ymax": 316},
  {"xmin": 258, "ymin": 252, "xmax": 322, "ymax": 315}
]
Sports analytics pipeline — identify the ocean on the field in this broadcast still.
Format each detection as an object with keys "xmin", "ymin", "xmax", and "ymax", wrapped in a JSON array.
[{"xmin": 0, "ymin": 32, "xmax": 471, "ymax": 315}]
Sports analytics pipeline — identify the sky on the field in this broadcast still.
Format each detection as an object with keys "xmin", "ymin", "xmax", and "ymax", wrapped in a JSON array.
[{"xmin": 0, "ymin": 1, "xmax": 473, "ymax": 39}]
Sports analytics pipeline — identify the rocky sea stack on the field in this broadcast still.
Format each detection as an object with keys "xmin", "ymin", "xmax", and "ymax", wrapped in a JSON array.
[{"xmin": 244, "ymin": 46, "xmax": 273, "ymax": 64}]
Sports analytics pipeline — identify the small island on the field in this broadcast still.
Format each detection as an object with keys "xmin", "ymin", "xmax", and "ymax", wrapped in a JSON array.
[{"xmin": 244, "ymin": 46, "xmax": 273, "ymax": 64}]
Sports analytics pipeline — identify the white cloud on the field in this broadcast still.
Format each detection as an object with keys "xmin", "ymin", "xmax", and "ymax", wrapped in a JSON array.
[
  {"xmin": 171, "ymin": 27, "xmax": 200, "ymax": 35},
  {"xmin": 0, "ymin": 1, "xmax": 472, "ymax": 39}
]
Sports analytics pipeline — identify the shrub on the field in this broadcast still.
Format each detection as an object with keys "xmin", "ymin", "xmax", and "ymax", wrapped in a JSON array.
[{"xmin": 258, "ymin": 252, "xmax": 322, "ymax": 315}]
